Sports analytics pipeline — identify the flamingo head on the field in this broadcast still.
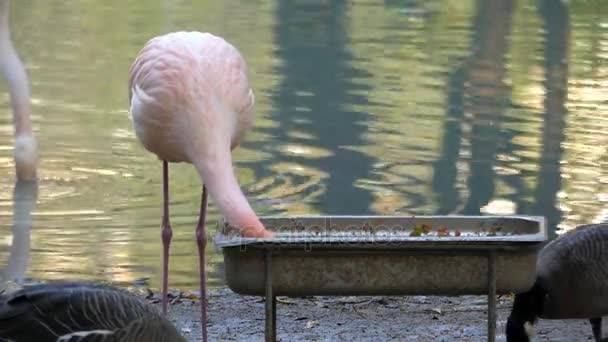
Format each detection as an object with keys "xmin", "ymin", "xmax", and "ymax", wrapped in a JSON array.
[{"xmin": 14, "ymin": 134, "xmax": 37, "ymax": 181}]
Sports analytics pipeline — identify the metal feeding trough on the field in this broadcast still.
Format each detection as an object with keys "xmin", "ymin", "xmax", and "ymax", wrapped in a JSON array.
[{"xmin": 215, "ymin": 215, "xmax": 547, "ymax": 342}]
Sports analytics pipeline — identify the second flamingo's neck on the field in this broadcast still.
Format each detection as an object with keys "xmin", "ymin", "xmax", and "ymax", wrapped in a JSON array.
[
  {"xmin": 193, "ymin": 148, "xmax": 266, "ymax": 237},
  {"xmin": 0, "ymin": 1, "xmax": 30, "ymax": 137},
  {"xmin": 0, "ymin": 0, "xmax": 38, "ymax": 180}
]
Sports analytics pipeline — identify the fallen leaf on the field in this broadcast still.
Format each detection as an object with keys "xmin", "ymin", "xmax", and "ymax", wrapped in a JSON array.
[{"xmin": 182, "ymin": 292, "xmax": 201, "ymax": 300}]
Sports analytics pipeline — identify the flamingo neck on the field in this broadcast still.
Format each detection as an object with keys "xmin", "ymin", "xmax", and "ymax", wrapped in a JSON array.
[
  {"xmin": 0, "ymin": 4, "xmax": 30, "ymax": 134},
  {"xmin": 0, "ymin": 2, "xmax": 13, "ymax": 60},
  {"xmin": 0, "ymin": 1, "xmax": 8, "ymax": 23},
  {"xmin": 193, "ymin": 148, "xmax": 265, "ymax": 235},
  {"xmin": 0, "ymin": 0, "xmax": 37, "ymax": 180}
]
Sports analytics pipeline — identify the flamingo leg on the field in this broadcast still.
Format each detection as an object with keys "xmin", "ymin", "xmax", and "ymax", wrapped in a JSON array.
[
  {"xmin": 161, "ymin": 161, "xmax": 172, "ymax": 316},
  {"xmin": 196, "ymin": 185, "xmax": 209, "ymax": 342}
]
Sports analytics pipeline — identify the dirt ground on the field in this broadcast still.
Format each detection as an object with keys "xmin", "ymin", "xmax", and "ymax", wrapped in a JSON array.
[{"xmin": 138, "ymin": 288, "xmax": 605, "ymax": 342}]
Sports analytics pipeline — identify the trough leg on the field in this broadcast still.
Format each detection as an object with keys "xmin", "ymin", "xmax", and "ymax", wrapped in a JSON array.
[
  {"xmin": 487, "ymin": 251, "xmax": 497, "ymax": 342},
  {"xmin": 265, "ymin": 251, "xmax": 276, "ymax": 342}
]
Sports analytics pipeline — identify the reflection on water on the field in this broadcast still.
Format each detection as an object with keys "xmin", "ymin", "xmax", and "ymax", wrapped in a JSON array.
[
  {"xmin": 0, "ymin": 180, "xmax": 37, "ymax": 292},
  {"xmin": 0, "ymin": 0, "xmax": 606, "ymax": 290}
]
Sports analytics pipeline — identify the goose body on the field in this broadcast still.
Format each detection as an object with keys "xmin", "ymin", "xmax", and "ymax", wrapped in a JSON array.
[
  {"xmin": 506, "ymin": 224, "xmax": 608, "ymax": 341},
  {"xmin": 0, "ymin": 282, "xmax": 186, "ymax": 342}
]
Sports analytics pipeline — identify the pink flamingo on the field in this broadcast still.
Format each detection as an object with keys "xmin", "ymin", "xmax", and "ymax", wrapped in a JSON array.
[
  {"xmin": 0, "ymin": 0, "xmax": 37, "ymax": 181},
  {"xmin": 128, "ymin": 31, "xmax": 274, "ymax": 341}
]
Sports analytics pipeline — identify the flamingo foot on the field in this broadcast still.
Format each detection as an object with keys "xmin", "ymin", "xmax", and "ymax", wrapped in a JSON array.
[
  {"xmin": 196, "ymin": 186, "xmax": 209, "ymax": 342},
  {"xmin": 161, "ymin": 161, "xmax": 172, "ymax": 316}
]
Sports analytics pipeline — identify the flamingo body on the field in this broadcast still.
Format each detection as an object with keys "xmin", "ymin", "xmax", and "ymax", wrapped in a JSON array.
[
  {"xmin": 129, "ymin": 32, "xmax": 254, "ymax": 163},
  {"xmin": 129, "ymin": 31, "xmax": 269, "ymax": 234},
  {"xmin": 128, "ymin": 31, "xmax": 273, "ymax": 342}
]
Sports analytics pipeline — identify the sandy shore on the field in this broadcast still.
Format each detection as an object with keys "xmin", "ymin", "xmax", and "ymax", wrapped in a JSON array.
[{"xmin": 136, "ymin": 288, "xmax": 604, "ymax": 341}]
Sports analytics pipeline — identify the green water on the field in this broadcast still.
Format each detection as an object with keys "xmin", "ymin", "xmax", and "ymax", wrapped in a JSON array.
[{"xmin": 0, "ymin": 0, "xmax": 606, "ymax": 290}]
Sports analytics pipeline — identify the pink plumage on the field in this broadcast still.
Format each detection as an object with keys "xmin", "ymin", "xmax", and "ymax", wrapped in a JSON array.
[
  {"xmin": 128, "ymin": 31, "xmax": 273, "ymax": 342},
  {"xmin": 129, "ymin": 32, "xmax": 253, "ymax": 161},
  {"xmin": 129, "ymin": 31, "xmax": 273, "ymax": 236}
]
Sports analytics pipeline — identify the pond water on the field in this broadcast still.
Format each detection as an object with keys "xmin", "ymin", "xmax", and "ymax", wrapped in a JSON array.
[{"xmin": 0, "ymin": 0, "xmax": 606, "ymax": 290}]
